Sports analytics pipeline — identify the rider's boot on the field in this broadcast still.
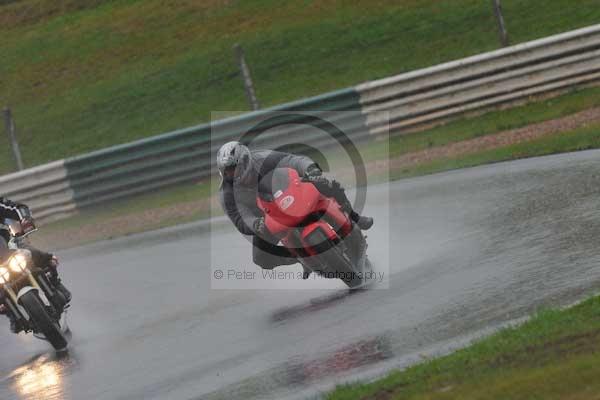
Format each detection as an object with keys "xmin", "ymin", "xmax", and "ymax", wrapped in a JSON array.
[
  {"xmin": 47, "ymin": 270, "xmax": 72, "ymax": 303},
  {"xmin": 0, "ymin": 303, "xmax": 18, "ymax": 333},
  {"xmin": 350, "ymin": 211, "xmax": 374, "ymax": 230},
  {"xmin": 324, "ymin": 180, "xmax": 374, "ymax": 231},
  {"xmin": 9, "ymin": 317, "xmax": 21, "ymax": 334},
  {"xmin": 4, "ymin": 312, "xmax": 21, "ymax": 333},
  {"xmin": 56, "ymin": 280, "xmax": 72, "ymax": 303},
  {"xmin": 302, "ymin": 265, "xmax": 312, "ymax": 279}
]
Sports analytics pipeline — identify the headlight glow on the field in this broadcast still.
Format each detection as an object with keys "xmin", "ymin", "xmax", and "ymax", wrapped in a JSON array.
[
  {"xmin": 9, "ymin": 252, "xmax": 28, "ymax": 273},
  {"xmin": 0, "ymin": 267, "xmax": 9, "ymax": 284}
]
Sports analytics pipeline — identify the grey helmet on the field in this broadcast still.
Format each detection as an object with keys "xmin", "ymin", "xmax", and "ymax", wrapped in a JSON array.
[{"xmin": 216, "ymin": 141, "xmax": 253, "ymax": 184}]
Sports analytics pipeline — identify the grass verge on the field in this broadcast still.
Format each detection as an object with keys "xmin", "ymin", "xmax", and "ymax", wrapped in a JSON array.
[
  {"xmin": 390, "ymin": 121, "xmax": 600, "ymax": 180},
  {"xmin": 365, "ymin": 86, "xmax": 600, "ymax": 161},
  {"xmin": 46, "ymin": 178, "xmax": 216, "ymax": 231},
  {"xmin": 325, "ymin": 294, "xmax": 600, "ymax": 400}
]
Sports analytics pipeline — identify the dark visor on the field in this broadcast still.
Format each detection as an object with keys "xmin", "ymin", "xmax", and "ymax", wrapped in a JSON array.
[{"xmin": 223, "ymin": 165, "xmax": 236, "ymax": 178}]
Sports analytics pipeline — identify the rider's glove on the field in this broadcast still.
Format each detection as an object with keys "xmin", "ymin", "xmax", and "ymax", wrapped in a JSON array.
[
  {"xmin": 304, "ymin": 164, "xmax": 322, "ymax": 180},
  {"xmin": 20, "ymin": 216, "xmax": 36, "ymax": 235},
  {"xmin": 49, "ymin": 254, "xmax": 59, "ymax": 269},
  {"xmin": 253, "ymin": 217, "xmax": 267, "ymax": 236}
]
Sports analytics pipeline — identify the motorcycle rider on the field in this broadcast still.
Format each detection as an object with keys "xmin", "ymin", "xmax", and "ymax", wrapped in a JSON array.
[
  {"xmin": 216, "ymin": 141, "xmax": 373, "ymax": 274},
  {"xmin": 0, "ymin": 198, "xmax": 62, "ymax": 332}
]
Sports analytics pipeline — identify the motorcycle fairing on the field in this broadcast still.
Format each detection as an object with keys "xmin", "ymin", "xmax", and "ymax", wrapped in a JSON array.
[
  {"xmin": 257, "ymin": 168, "xmax": 352, "ymax": 251},
  {"xmin": 258, "ymin": 169, "xmax": 320, "ymax": 235}
]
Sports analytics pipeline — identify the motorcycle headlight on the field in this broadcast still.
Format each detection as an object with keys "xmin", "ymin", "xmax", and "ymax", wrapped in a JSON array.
[
  {"xmin": 0, "ymin": 267, "xmax": 9, "ymax": 284},
  {"xmin": 9, "ymin": 251, "xmax": 29, "ymax": 273}
]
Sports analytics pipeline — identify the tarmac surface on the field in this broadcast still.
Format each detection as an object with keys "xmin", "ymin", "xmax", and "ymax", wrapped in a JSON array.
[{"xmin": 1, "ymin": 150, "xmax": 600, "ymax": 399}]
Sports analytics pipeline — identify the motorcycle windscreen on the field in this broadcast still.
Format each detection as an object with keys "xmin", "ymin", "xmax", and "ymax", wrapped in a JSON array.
[
  {"xmin": 258, "ymin": 168, "xmax": 290, "ymax": 202},
  {"xmin": 258, "ymin": 168, "xmax": 321, "ymax": 229}
]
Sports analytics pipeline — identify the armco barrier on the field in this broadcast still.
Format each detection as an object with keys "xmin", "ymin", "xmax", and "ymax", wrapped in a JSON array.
[
  {"xmin": 63, "ymin": 88, "xmax": 365, "ymax": 215},
  {"xmin": 3, "ymin": 24, "xmax": 600, "ymax": 223},
  {"xmin": 357, "ymin": 24, "xmax": 600, "ymax": 135}
]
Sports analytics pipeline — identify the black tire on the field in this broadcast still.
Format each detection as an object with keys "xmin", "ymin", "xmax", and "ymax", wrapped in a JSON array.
[
  {"xmin": 340, "ymin": 226, "xmax": 372, "ymax": 287},
  {"xmin": 19, "ymin": 291, "xmax": 68, "ymax": 351},
  {"xmin": 306, "ymin": 229, "xmax": 363, "ymax": 288},
  {"xmin": 342, "ymin": 225, "xmax": 366, "ymax": 261}
]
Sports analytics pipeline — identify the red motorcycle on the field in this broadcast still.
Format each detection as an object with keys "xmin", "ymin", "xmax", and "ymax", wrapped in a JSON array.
[{"xmin": 257, "ymin": 168, "xmax": 372, "ymax": 288}]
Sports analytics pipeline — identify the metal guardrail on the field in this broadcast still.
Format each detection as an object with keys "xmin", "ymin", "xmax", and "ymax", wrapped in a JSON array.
[
  {"xmin": 63, "ymin": 88, "xmax": 363, "ymax": 216},
  {"xmin": 357, "ymin": 24, "xmax": 600, "ymax": 135},
  {"xmin": 3, "ymin": 24, "xmax": 600, "ymax": 223}
]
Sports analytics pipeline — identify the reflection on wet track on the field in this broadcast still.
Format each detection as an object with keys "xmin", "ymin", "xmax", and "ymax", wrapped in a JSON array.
[
  {"xmin": 1, "ymin": 150, "xmax": 600, "ymax": 399},
  {"xmin": 6, "ymin": 352, "xmax": 75, "ymax": 400},
  {"xmin": 270, "ymin": 289, "xmax": 366, "ymax": 323}
]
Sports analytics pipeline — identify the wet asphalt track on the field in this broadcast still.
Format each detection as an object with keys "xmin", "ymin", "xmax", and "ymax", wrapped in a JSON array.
[{"xmin": 1, "ymin": 150, "xmax": 600, "ymax": 399}]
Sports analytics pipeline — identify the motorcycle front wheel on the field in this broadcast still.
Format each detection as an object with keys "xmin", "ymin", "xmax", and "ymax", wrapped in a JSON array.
[
  {"xmin": 306, "ymin": 229, "xmax": 364, "ymax": 288},
  {"xmin": 19, "ymin": 291, "xmax": 68, "ymax": 351}
]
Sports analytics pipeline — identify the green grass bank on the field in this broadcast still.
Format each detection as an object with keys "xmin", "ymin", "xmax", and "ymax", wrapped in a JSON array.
[{"xmin": 1, "ymin": 0, "xmax": 600, "ymax": 173}]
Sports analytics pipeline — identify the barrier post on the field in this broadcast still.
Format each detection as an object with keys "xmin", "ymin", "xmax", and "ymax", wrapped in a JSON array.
[
  {"xmin": 491, "ymin": 0, "xmax": 510, "ymax": 47},
  {"xmin": 2, "ymin": 107, "xmax": 24, "ymax": 171},
  {"xmin": 233, "ymin": 43, "xmax": 261, "ymax": 110}
]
